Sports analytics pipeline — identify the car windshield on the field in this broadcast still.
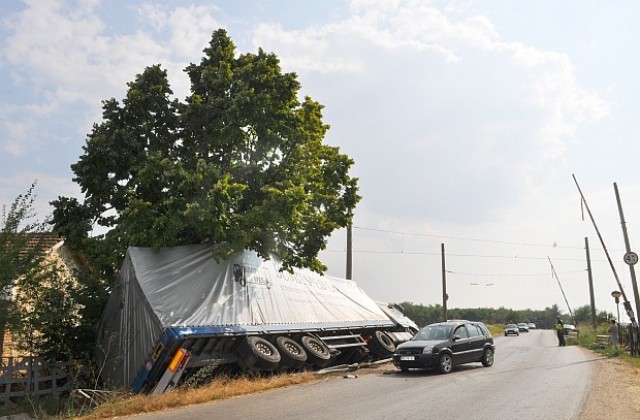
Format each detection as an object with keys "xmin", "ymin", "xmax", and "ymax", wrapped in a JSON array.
[
  {"xmin": 506, "ymin": 324, "xmax": 517, "ymax": 328},
  {"xmin": 413, "ymin": 325, "xmax": 453, "ymax": 341}
]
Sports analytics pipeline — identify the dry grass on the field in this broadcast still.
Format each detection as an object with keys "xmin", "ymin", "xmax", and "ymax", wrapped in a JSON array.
[{"xmin": 76, "ymin": 371, "xmax": 320, "ymax": 419}]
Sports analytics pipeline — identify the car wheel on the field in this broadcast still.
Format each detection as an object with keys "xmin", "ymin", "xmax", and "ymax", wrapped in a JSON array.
[
  {"xmin": 481, "ymin": 348, "xmax": 494, "ymax": 367},
  {"xmin": 437, "ymin": 353, "xmax": 453, "ymax": 374}
]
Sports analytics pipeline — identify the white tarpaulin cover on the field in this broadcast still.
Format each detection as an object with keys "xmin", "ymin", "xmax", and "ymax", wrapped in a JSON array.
[
  {"xmin": 130, "ymin": 244, "xmax": 391, "ymax": 327},
  {"xmin": 97, "ymin": 244, "xmax": 396, "ymax": 389}
]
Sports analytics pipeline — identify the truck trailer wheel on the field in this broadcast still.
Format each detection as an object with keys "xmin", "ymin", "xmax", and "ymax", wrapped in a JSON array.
[
  {"xmin": 273, "ymin": 336, "xmax": 307, "ymax": 369},
  {"xmin": 368, "ymin": 330, "xmax": 396, "ymax": 358},
  {"xmin": 298, "ymin": 335, "xmax": 331, "ymax": 368},
  {"xmin": 239, "ymin": 336, "xmax": 281, "ymax": 371}
]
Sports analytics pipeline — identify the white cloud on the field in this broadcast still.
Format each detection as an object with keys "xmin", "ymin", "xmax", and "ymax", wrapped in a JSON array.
[
  {"xmin": 167, "ymin": 6, "xmax": 221, "ymax": 59},
  {"xmin": 1, "ymin": 119, "xmax": 31, "ymax": 156},
  {"xmin": 252, "ymin": 23, "xmax": 364, "ymax": 73}
]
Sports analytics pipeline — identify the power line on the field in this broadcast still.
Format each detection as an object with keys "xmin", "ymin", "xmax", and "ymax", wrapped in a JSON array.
[
  {"xmin": 353, "ymin": 225, "xmax": 586, "ymax": 250},
  {"xmin": 322, "ymin": 248, "xmax": 599, "ymax": 263},
  {"xmin": 449, "ymin": 269, "xmax": 586, "ymax": 278}
]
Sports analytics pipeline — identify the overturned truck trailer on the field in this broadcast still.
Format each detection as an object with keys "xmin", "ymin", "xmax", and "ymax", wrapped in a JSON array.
[{"xmin": 96, "ymin": 244, "xmax": 417, "ymax": 394}]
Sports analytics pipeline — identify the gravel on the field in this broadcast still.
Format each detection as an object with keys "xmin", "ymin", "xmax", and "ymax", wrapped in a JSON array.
[{"xmin": 580, "ymin": 356, "xmax": 640, "ymax": 419}]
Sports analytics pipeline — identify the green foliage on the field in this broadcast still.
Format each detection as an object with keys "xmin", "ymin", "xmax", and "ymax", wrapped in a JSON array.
[
  {"xmin": 0, "ymin": 183, "xmax": 46, "ymax": 292},
  {"xmin": 572, "ymin": 304, "xmax": 614, "ymax": 325},
  {"xmin": 0, "ymin": 183, "xmax": 48, "ymax": 342},
  {"xmin": 14, "ymin": 259, "xmax": 80, "ymax": 359},
  {"xmin": 52, "ymin": 28, "xmax": 360, "ymax": 273}
]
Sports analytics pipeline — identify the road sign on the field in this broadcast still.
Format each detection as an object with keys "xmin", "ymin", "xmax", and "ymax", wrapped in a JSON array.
[{"xmin": 624, "ymin": 252, "xmax": 639, "ymax": 265}]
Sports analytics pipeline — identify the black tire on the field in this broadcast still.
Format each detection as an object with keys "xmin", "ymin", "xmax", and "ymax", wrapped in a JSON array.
[
  {"xmin": 368, "ymin": 330, "xmax": 396, "ymax": 357},
  {"xmin": 298, "ymin": 335, "xmax": 331, "ymax": 368},
  {"xmin": 437, "ymin": 353, "xmax": 453, "ymax": 374},
  {"xmin": 481, "ymin": 348, "xmax": 494, "ymax": 367},
  {"xmin": 239, "ymin": 336, "xmax": 281, "ymax": 371},
  {"xmin": 273, "ymin": 336, "xmax": 307, "ymax": 369}
]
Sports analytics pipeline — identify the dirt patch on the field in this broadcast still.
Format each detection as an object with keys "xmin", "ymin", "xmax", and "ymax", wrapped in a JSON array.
[{"xmin": 579, "ymin": 356, "xmax": 640, "ymax": 419}]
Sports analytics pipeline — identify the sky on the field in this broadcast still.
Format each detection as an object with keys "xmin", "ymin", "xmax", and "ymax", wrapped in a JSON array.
[{"xmin": 3, "ymin": 0, "xmax": 640, "ymax": 320}]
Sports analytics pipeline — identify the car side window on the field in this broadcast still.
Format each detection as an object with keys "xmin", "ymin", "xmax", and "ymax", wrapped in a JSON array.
[
  {"xmin": 476, "ymin": 323, "xmax": 489, "ymax": 336},
  {"xmin": 455, "ymin": 325, "xmax": 469, "ymax": 339},
  {"xmin": 466, "ymin": 323, "xmax": 481, "ymax": 337}
]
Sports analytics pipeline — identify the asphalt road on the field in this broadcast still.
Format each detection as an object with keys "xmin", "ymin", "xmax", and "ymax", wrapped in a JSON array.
[{"xmin": 129, "ymin": 329, "xmax": 599, "ymax": 420}]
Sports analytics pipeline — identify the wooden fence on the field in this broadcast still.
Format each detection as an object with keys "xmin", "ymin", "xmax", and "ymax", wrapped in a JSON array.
[{"xmin": 0, "ymin": 357, "xmax": 76, "ymax": 406}]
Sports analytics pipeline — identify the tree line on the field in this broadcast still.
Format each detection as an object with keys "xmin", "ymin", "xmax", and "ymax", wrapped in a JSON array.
[{"xmin": 399, "ymin": 301, "xmax": 614, "ymax": 329}]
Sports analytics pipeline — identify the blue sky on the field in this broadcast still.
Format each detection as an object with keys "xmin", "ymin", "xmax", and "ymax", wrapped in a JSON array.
[{"xmin": 2, "ymin": 0, "xmax": 640, "ymax": 318}]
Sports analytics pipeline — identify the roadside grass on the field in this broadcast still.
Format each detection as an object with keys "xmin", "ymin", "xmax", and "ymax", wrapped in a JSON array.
[
  {"xmin": 73, "ymin": 372, "xmax": 319, "ymax": 419},
  {"xmin": 487, "ymin": 324, "xmax": 504, "ymax": 337},
  {"xmin": 574, "ymin": 324, "xmax": 640, "ymax": 365}
]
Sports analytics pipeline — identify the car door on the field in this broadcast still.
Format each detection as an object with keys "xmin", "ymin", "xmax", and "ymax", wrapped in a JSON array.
[
  {"xmin": 465, "ymin": 323, "xmax": 485, "ymax": 361},
  {"xmin": 450, "ymin": 324, "xmax": 471, "ymax": 364}
]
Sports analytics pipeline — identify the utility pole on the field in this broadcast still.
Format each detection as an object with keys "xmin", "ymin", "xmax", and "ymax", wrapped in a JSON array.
[
  {"xmin": 346, "ymin": 223, "xmax": 352, "ymax": 280},
  {"xmin": 614, "ymin": 183, "xmax": 640, "ymax": 324},
  {"xmin": 585, "ymin": 237, "xmax": 597, "ymax": 329},
  {"xmin": 441, "ymin": 243, "xmax": 448, "ymax": 321}
]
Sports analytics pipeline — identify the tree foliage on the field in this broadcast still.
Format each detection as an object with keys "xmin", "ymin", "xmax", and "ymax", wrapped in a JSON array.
[
  {"xmin": 0, "ymin": 184, "xmax": 48, "ymax": 336},
  {"xmin": 52, "ymin": 29, "xmax": 360, "ymax": 273}
]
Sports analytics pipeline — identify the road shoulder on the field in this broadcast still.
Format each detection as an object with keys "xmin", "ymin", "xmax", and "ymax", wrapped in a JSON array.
[{"xmin": 580, "ymin": 355, "xmax": 640, "ymax": 419}]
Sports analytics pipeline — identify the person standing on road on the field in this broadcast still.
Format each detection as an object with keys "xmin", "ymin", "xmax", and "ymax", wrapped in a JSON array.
[
  {"xmin": 609, "ymin": 319, "xmax": 619, "ymax": 350},
  {"xmin": 555, "ymin": 318, "xmax": 566, "ymax": 347}
]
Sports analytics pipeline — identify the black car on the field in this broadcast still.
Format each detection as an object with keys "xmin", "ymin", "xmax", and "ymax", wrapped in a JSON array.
[{"xmin": 392, "ymin": 320, "xmax": 495, "ymax": 374}]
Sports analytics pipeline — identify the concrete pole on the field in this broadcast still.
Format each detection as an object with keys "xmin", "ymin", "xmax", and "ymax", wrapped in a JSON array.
[
  {"xmin": 346, "ymin": 223, "xmax": 352, "ymax": 280},
  {"xmin": 441, "ymin": 243, "xmax": 448, "ymax": 322},
  {"xmin": 614, "ymin": 183, "xmax": 640, "ymax": 324},
  {"xmin": 585, "ymin": 237, "xmax": 597, "ymax": 329}
]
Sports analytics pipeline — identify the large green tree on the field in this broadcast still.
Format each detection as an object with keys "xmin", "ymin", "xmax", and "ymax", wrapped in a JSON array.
[{"xmin": 52, "ymin": 29, "xmax": 359, "ymax": 273}]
